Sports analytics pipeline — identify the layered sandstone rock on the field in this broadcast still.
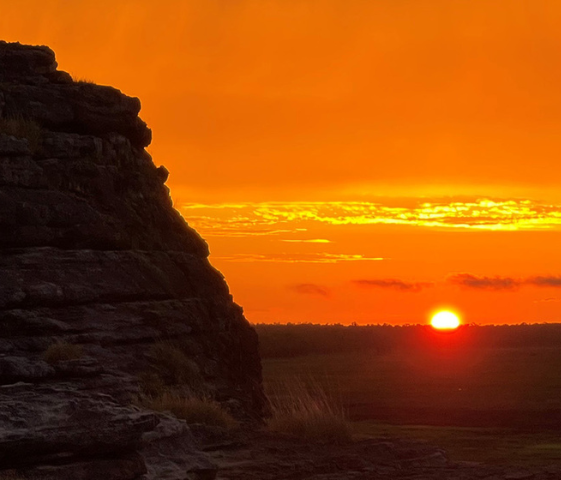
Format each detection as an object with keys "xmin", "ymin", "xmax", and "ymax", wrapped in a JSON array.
[{"xmin": 0, "ymin": 41, "xmax": 265, "ymax": 479}]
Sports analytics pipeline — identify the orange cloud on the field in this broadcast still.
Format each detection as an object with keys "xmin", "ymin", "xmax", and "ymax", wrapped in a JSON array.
[
  {"xmin": 281, "ymin": 239, "xmax": 331, "ymax": 243},
  {"xmin": 527, "ymin": 276, "xmax": 561, "ymax": 288},
  {"xmin": 214, "ymin": 253, "xmax": 384, "ymax": 264},
  {"xmin": 448, "ymin": 274, "xmax": 561, "ymax": 290},
  {"xmin": 447, "ymin": 274, "xmax": 521, "ymax": 290},
  {"xmin": 352, "ymin": 279, "xmax": 433, "ymax": 292},
  {"xmin": 182, "ymin": 198, "xmax": 561, "ymax": 236},
  {"xmin": 289, "ymin": 283, "xmax": 331, "ymax": 298}
]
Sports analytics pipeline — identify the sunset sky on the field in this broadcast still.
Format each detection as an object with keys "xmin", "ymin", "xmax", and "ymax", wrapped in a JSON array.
[{"xmin": 4, "ymin": 0, "xmax": 561, "ymax": 325}]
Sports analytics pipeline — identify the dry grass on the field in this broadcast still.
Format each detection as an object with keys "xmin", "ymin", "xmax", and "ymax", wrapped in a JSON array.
[
  {"xmin": 139, "ymin": 371, "xmax": 167, "ymax": 397},
  {"xmin": 139, "ymin": 392, "xmax": 237, "ymax": 428},
  {"xmin": 149, "ymin": 342, "xmax": 201, "ymax": 386},
  {"xmin": 71, "ymin": 74, "xmax": 96, "ymax": 85},
  {"xmin": 43, "ymin": 342, "xmax": 83, "ymax": 364},
  {"xmin": 0, "ymin": 115, "xmax": 42, "ymax": 151},
  {"xmin": 267, "ymin": 377, "xmax": 351, "ymax": 443}
]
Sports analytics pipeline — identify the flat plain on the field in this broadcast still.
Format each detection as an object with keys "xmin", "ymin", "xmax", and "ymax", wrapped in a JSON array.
[{"xmin": 258, "ymin": 324, "xmax": 561, "ymax": 466}]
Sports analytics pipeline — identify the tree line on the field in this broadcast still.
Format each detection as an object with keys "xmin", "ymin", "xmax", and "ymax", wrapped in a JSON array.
[{"xmin": 254, "ymin": 322, "xmax": 561, "ymax": 358}]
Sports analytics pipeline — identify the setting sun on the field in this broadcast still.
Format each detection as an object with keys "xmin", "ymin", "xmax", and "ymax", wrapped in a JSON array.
[{"xmin": 430, "ymin": 311, "xmax": 461, "ymax": 330}]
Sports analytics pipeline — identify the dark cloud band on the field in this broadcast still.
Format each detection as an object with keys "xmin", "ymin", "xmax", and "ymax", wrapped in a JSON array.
[
  {"xmin": 289, "ymin": 283, "xmax": 331, "ymax": 297},
  {"xmin": 447, "ymin": 274, "xmax": 521, "ymax": 290},
  {"xmin": 352, "ymin": 279, "xmax": 432, "ymax": 292},
  {"xmin": 448, "ymin": 274, "xmax": 561, "ymax": 290}
]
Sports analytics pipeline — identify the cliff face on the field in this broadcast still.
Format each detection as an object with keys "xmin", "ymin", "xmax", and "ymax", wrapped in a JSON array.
[{"xmin": 0, "ymin": 41, "xmax": 265, "ymax": 479}]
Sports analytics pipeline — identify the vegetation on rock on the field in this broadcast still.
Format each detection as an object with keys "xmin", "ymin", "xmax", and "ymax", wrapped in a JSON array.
[
  {"xmin": 0, "ymin": 115, "xmax": 42, "ymax": 151},
  {"xmin": 138, "ymin": 392, "xmax": 237, "ymax": 429},
  {"xmin": 70, "ymin": 74, "xmax": 96, "ymax": 84},
  {"xmin": 148, "ymin": 341, "xmax": 202, "ymax": 387},
  {"xmin": 43, "ymin": 342, "xmax": 83, "ymax": 364}
]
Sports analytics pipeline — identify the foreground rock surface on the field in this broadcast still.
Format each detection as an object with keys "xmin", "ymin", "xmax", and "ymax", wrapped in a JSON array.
[
  {"xmin": 193, "ymin": 428, "xmax": 561, "ymax": 480},
  {"xmin": 0, "ymin": 41, "xmax": 265, "ymax": 479}
]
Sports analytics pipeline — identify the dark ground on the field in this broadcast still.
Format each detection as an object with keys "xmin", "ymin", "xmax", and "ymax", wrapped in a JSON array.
[
  {"xmin": 256, "ymin": 323, "xmax": 561, "ymax": 469},
  {"xmin": 192, "ymin": 426, "xmax": 561, "ymax": 480}
]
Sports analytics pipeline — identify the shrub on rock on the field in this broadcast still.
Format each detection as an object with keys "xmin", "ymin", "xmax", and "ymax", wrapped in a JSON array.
[{"xmin": 43, "ymin": 342, "xmax": 83, "ymax": 364}]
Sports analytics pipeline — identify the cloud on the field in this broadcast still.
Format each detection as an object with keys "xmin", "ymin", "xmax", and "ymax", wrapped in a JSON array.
[
  {"xmin": 533, "ymin": 297, "xmax": 561, "ymax": 303},
  {"xmin": 181, "ymin": 198, "xmax": 561, "ymax": 236},
  {"xmin": 289, "ymin": 283, "xmax": 331, "ymax": 297},
  {"xmin": 448, "ymin": 273, "xmax": 561, "ymax": 290},
  {"xmin": 527, "ymin": 276, "xmax": 561, "ymax": 287},
  {"xmin": 447, "ymin": 273, "xmax": 521, "ymax": 290},
  {"xmin": 352, "ymin": 279, "xmax": 432, "ymax": 292},
  {"xmin": 281, "ymin": 239, "xmax": 331, "ymax": 243},
  {"xmin": 213, "ymin": 253, "xmax": 385, "ymax": 264}
]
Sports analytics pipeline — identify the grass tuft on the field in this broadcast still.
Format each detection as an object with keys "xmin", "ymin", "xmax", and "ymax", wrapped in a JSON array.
[
  {"xmin": 43, "ymin": 342, "xmax": 83, "ymax": 364},
  {"xmin": 267, "ymin": 377, "xmax": 351, "ymax": 443},
  {"xmin": 138, "ymin": 392, "xmax": 237, "ymax": 428},
  {"xmin": 0, "ymin": 115, "xmax": 42, "ymax": 151},
  {"xmin": 71, "ymin": 74, "xmax": 97, "ymax": 85},
  {"xmin": 139, "ymin": 371, "xmax": 167, "ymax": 398},
  {"xmin": 149, "ymin": 341, "xmax": 201, "ymax": 386}
]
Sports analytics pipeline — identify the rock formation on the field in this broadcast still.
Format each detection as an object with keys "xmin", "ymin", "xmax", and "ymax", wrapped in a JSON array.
[{"xmin": 0, "ymin": 41, "xmax": 266, "ymax": 479}]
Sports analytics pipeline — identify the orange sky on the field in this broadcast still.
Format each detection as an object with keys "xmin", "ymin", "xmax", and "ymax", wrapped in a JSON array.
[{"xmin": 3, "ymin": 0, "xmax": 561, "ymax": 325}]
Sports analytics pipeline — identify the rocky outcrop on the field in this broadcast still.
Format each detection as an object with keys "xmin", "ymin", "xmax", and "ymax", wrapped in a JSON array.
[{"xmin": 0, "ymin": 41, "xmax": 265, "ymax": 479}]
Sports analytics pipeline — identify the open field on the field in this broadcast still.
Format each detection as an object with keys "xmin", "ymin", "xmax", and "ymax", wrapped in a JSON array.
[
  {"xmin": 354, "ymin": 423, "xmax": 561, "ymax": 466},
  {"xmin": 258, "ymin": 324, "xmax": 561, "ymax": 465}
]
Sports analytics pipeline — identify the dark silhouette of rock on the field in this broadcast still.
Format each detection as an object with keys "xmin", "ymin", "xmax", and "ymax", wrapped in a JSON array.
[{"xmin": 0, "ymin": 41, "xmax": 265, "ymax": 479}]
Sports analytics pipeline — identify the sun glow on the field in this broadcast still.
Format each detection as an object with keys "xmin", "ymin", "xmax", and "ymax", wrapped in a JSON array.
[{"xmin": 430, "ymin": 310, "xmax": 461, "ymax": 330}]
